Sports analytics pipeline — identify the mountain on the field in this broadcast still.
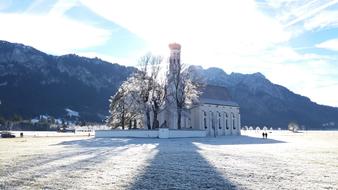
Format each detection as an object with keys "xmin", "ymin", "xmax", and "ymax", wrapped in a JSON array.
[
  {"xmin": 0, "ymin": 40, "xmax": 135, "ymax": 122},
  {"xmin": 188, "ymin": 66, "xmax": 338, "ymax": 129}
]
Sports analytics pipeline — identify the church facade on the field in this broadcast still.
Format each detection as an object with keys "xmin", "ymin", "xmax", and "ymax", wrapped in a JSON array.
[
  {"xmin": 190, "ymin": 85, "xmax": 241, "ymax": 136},
  {"xmin": 156, "ymin": 43, "xmax": 241, "ymax": 136}
]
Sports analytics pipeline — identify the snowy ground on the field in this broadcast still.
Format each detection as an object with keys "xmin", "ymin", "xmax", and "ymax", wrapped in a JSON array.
[
  {"xmin": 9, "ymin": 131, "xmax": 93, "ymax": 137},
  {"xmin": 0, "ymin": 131, "xmax": 337, "ymax": 190}
]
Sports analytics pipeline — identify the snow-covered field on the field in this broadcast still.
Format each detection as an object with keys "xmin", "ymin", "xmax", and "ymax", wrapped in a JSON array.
[
  {"xmin": 0, "ymin": 131, "xmax": 337, "ymax": 190},
  {"xmin": 9, "ymin": 131, "xmax": 93, "ymax": 137}
]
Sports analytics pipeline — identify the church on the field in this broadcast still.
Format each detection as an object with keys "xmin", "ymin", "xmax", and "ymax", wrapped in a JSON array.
[{"xmin": 157, "ymin": 43, "xmax": 241, "ymax": 136}]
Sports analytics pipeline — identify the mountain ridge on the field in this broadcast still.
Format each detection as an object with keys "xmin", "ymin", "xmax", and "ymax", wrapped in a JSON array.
[
  {"xmin": 188, "ymin": 66, "xmax": 338, "ymax": 129},
  {"xmin": 0, "ymin": 40, "xmax": 136, "ymax": 121}
]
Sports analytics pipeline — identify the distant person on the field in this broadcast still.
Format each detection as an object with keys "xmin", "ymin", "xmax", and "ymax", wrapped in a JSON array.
[
  {"xmin": 262, "ymin": 132, "xmax": 265, "ymax": 139},
  {"xmin": 263, "ymin": 132, "xmax": 267, "ymax": 139}
]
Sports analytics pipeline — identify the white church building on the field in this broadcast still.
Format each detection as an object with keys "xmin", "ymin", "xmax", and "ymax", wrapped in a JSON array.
[
  {"xmin": 96, "ymin": 43, "xmax": 241, "ymax": 138},
  {"xmin": 157, "ymin": 43, "xmax": 241, "ymax": 136}
]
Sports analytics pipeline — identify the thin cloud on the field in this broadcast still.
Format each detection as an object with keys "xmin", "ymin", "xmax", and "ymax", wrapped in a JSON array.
[
  {"xmin": 304, "ymin": 10, "xmax": 338, "ymax": 30},
  {"xmin": 284, "ymin": 0, "xmax": 338, "ymax": 27},
  {"xmin": 269, "ymin": 0, "xmax": 338, "ymax": 28},
  {"xmin": 0, "ymin": 12, "xmax": 111, "ymax": 55},
  {"xmin": 316, "ymin": 39, "xmax": 338, "ymax": 51},
  {"xmin": 79, "ymin": 0, "xmax": 291, "ymax": 61}
]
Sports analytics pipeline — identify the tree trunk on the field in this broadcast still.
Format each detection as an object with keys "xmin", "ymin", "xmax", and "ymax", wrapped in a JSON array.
[
  {"xmin": 128, "ymin": 119, "xmax": 132, "ymax": 130},
  {"xmin": 133, "ymin": 119, "xmax": 137, "ymax": 129},
  {"xmin": 152, "ymin": 111, "xmax": 159, "ymax": 129},
  {"xmin": 146, "ymin": 111, "xmax": 151, "ymax": 130},
  {"xmin": 121, "ymin": 114, "xmax": 125, "ymax": 130},
  {"xmin": 121, "ymin": 106, "xmax": 125, "ymax": 130},
  {"xmin": 177, "ymin": 108, "xmax": 182, "ymax": 129}
]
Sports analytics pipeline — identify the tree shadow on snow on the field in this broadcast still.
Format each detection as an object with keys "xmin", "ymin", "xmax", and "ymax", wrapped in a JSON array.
[
  {"xmin": 128, "ymin": 140, "xmax": 238, "ymax": 190},
  {"xmin": 192, "ymin": 135, "xmax": 286, "ymax": 146},
  {"xmin": 52, "ymin": 135, "xmax": 286, "ymax": 189},
  {"xmin": 56, "ymin": 134, "xmax": 285, "ymax": 148},
  {"xmin": 1, "ymin": 148, "xmax": 122, "ymax": 189},
  {"xmin": 56, "ymin": 137, "xmax": 164, "ymax": 148}
]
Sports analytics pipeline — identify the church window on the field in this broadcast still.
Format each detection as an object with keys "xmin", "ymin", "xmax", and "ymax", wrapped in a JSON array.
[
  {"xmin": 232, "ymin": 113, "xmax": 236, "ymax": 129},
  {"xmin": 218, "ymin": 112, "xmax": 221, "ymax": 129},
  {"xmin": 210, "ymin": 111, "xmax": 214, "ymax": 129},
  {"xmin": 203, "ymin": 111, "xmax": 207, "ymax": 129},
  {"xmin": 225, "ymin": 113, "xmax": 229, "ymax": 130}
]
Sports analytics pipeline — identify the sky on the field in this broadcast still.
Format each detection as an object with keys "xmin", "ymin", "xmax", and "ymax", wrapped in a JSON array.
[{"xmin": 0, "ymin": 0, "xmax": 338, "ymax": 107}]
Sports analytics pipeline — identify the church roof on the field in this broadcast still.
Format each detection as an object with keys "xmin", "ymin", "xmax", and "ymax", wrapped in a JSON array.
[
  {"xmin": 169, "ymin": 43, "xmax": 181, "ymax": 50},
  {"xmin": 200, "ymin": 98, "xmax": 239, "ymax": 107},
  {"xmin": 199, "ymin": 85, "xmax": 239, "ymax": 107}
]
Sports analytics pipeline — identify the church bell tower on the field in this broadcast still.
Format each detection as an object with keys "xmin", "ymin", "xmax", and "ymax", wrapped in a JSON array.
[
  {"xmin": 168, "ymin": 43, "xmax": 181, "ymax": 75},
  {"xmin": 162, "ymin": 43, "xmax": 182, "ymax": 129}
]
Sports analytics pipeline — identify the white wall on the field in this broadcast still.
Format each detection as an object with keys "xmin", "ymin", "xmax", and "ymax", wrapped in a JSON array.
[
  {"xmin": 169, "ymin": 130, "xmax": 207, "ymax": 138},
  {"xmin": 95, "ymin": 130, "xmax": 158, "ymax": 138},
  {"xmin": 95, "ymin": 129, "xmax": 207, "ymax": 138}
]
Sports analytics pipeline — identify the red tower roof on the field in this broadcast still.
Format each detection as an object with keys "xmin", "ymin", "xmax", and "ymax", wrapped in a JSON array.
[{"xmin": 169, "ymin": 43, "xmax": 181, "ymax": 50}]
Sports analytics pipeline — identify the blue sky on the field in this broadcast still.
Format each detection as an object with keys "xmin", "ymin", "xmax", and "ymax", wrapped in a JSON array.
[{"xmin": 0, "ymin": 0, "xmax": 338, "ymax": 107}]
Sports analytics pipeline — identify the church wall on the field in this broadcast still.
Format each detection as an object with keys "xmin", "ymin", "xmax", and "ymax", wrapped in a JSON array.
[
  {"xmin": 155, "ymin": 104, "xmax": 241, "ymax": 136},
  {"xmin": 192, "ymin": 104, "xmax": 241, "ymax": 136},
  {"xmin": 157, "ymin": 108, "xmax": 191, "ymax": 129},
  {"xmin": 190, "ymin": 107, "xmax": 202, "ymax": 130}
]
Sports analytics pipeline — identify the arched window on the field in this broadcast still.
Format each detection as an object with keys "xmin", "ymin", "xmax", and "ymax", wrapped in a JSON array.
[
  {"xmin": 203, "ymin": 111, "xmax": 207, "ymax": 129},
  {"xmin": 225, "ymin": 112, "xmax": 229, "ymax": 130},
  {"xmin": 210, "ymin": 111, "xmax": 214, "ymax": 129},
  {"xmin": 218, "ymin": 112, "xmax": 221, "ymax": 129},
  {"xmin": 232, "ymin": 113, "xmax": 236, "ymax": 129}
]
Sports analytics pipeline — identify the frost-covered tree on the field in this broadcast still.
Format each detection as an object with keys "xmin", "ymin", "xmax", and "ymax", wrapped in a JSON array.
[
  {"xmin": 107, "ymin": 53, "xmax": 165, "ymax": 130},
  {"xmin": 107, "ymin": 85, "xmax": 127, "ymax": 129},
  {"xmin": 288, "ymin": 122, "xmax": 299, "ymax": 132},
  {"xmin": 107, "ymin": 78, "xmax": 140, "ymax": 129}
]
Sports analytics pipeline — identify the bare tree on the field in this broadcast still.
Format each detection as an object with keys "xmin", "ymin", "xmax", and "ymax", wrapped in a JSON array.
[
  {"xmin": 136, "ymin": 54, "xmax": 153, "ymax": 129},
  {"xmin": 149, "ymin": 58, "xmax": 165, "ymax": 129},
  {"xmin": 166, "ymin": 62, "xmax": 200, "ymax": 129},
  {"xmin": 136, "ymin": 53, "xmax": 164, "ymax": 129}
]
